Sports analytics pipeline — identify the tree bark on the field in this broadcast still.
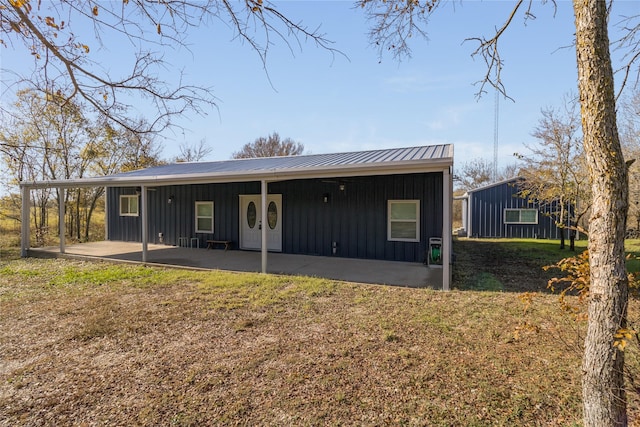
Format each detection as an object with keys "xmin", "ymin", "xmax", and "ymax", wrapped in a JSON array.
[{"xmin": 573, "ymin": 1, "xmax": 629, "ymax": 425}]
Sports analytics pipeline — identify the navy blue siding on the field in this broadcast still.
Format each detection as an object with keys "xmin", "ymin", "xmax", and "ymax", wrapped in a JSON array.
[
  {"xmin": 469, "ymin": 180, "xmax": 565, "ymax": 239},
  {"xmin": 107, "ymin": 172, "xmax": 443, "ymax": 263},
  {"xmin": 108, "ymin": 182, "xmax": 259, "ymax": 247}
]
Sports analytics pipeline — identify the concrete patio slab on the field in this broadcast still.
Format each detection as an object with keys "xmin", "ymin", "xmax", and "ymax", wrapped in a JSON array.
[{"xmin": 30, "ymin": 241, "xmax": 443, "ymax": 289}]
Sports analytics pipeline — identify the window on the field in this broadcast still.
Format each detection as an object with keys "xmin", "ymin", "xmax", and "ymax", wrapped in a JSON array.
[
  {"xmin": 388, "ymin": 200, "xmax": 420, "ymax": 242},
  {"xmin": 504, "ymin": 208, "xmax": 538, "ymax": 224},
  {"xmin": 267, "ymin": 201, "xmax": 278, "ymax": 229},
  {"xmin": 247, "ymin": 201, "xmax": 257, "ymax": 229},
  {"xmin": 119, "ymin": 194, "xmax": 139, "ymax": 216},
  {"xmin": 195, "ymin": 201, "xmax": 214, "ymax": 233}
]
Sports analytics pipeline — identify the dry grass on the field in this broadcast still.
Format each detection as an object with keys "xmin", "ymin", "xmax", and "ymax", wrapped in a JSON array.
[{"xmin": 0, "ymin": 256, "xmax": 596, "ymax": 426}]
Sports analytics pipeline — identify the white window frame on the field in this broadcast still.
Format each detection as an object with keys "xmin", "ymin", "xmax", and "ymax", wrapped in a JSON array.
[
  {"xmin": 195, "ymin": 201, "xmax": 214, "ymax": 233},
  {"xmin": 119, "ymin": 194, "xmax": 139, "ymax": 217},
  {"xmin": 387, "ymin": 200, "xmax": 420, "ymax": 242},
  {"xmin": 503, "ymin": 208, "xmax": 538, "ymax": 225}
]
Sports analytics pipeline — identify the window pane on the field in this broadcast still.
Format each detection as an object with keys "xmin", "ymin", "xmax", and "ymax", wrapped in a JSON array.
[
  {"xmin": 390, "ymin": 222, "xmax": 417, "ymax": 239},
  {"xmin": 197, "ymin": 217, "xmax": 212, "ymax": 232},
  {"xmin": 390, "ymin": 202, "xmax": 417, "ymax": 220},
  {"xmin": 504, "ymin": 210, "xmax": 520, "ymax": 223},
  {"xmin": 129, "ymin": 197, "xmax": 138, "ymax": 214},
  {"xmin": 520, "ymin": 210, "xmax": 537, "ymax": 223},
  {"xmin": 195, "ymin": 202, "xmax": 213, "ymax": 233},
  {"xmin": 267, "ymin": 201, "xmax": 278, "ymax": 230},
  {"xmin": 247, "ymin": 202, "xmax": 257, "ymax": 229},
  {"xmin": 197, "ymin": 203, "xmax": 212, "ymax": 216},
  {"xmin": 120, "ymin": 196, "xmax": 138, "ymax": 216}
]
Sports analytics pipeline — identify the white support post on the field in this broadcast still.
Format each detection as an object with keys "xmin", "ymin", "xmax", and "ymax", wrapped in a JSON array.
[
  {"xmin": 460, "ymin": 196, "xmax": 468, "ymax": 236},
  {"xmin": 104, "ymin": 187, "xmax": 109, "ymax": 241},
  {"xmin": 442, "ymin": 167, "xmax": 452, "ymax": 291},
  {"xmin": 58, "ymin": 188, "xmax": 66, "ymax": 254},
  {"xmin": 261, "ymin": 179, "xmax": 268, "ymax": 274},
  {"xmin": 20, "ymin": 185, "xmax": 30, "ymax": 258},
  {"xmin": 466, "ymin": 193, "xmax": 473, "ymax": 238},
  {"xmin": 141, "ymin": 186, "xmax": 148, "ymax": 263}
]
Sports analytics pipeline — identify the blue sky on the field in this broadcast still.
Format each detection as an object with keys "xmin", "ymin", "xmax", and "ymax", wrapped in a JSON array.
[
  {"xmin": 2, "ymin": 1, "xmax": 638, "ymax": 172},
  {"xmin": 161, "ymin": 0, "xmax": 582, "ymax": 167}
]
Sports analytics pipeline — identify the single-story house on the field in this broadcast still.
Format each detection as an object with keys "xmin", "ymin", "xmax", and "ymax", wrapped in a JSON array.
[
  {"xmin": 457, "ymin": 177, "xmax": 568, "ymax": 239},
  {"xmin": 20, "ymin": 144, "xmax": 453, "ymax": 289}
]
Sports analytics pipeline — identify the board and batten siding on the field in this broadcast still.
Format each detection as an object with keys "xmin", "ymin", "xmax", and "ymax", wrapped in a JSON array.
[
  {"xmin": 272, "ymin": 173, "xmax": 442, "ymax": 262},
  {"xmin": 107, "ymin": 172, "xmax": 442, "ymax": 263},
  {"xmin": 468, "ymin": 179, "xmax": 564, "ymax": 239},
  {"xmin": 107, "ymin": 182, "xmax": 260, "ymax": 247}
]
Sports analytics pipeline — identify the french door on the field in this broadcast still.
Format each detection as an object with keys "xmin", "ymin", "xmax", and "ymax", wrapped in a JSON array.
[{"xmin": 239, "ymin": 194, "xmax": 282, "ymax": 252}]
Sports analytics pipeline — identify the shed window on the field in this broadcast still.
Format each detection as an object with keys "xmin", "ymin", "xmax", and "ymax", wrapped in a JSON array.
[
  {"xmin": 504, "ymin": 208, "xmax": 538, "ymax": 224},
  {"xmin": 119, "ymin": 195, "xmax": 139, "ymax": 216},
  {"xmin": 195, "ymin": 201, "xmax": 214, "ymax": 233},
  {"xmin": 388, "ymin": 200, "xmax": 420, "ymax": 242}
]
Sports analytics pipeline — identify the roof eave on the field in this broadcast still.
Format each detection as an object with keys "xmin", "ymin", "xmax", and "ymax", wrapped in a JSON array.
[{"xmin": 21, "ymin": 157, "xmax": 453, "ymax": 190}]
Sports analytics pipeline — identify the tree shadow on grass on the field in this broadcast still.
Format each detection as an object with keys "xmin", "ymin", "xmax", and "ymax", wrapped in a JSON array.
[{"xmin": 452, "ymin": 238, "xmax": 587, "ymax": 293}]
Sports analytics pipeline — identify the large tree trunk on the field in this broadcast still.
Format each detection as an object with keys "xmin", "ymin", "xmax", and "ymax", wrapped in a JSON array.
[{"xmin": 573, "ymin": 1, "xmax": 629, "ymax": 425}]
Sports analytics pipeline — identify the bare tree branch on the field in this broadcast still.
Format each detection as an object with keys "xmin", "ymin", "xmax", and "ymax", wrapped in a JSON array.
[
  {"xmin": 465, "ymin": 0, "xmax": 524, "ymax": 100},
  {"xmin": 359, "ymin": 0, "xmax": 558, "ymax": 100},
  {"xmin": 0, "ymin": 0, "xmax": 340, "ymax": 136},
  {"xmin": 612, "ymin": 12, "xmax": 640, "ymax": 99},
  {"xmin": 358, "ymin": 0, "xmax": 442, "ymax": 62}
]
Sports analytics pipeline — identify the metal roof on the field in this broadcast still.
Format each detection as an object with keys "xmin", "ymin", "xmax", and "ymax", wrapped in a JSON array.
[
  {"xmin": 22, "ymin": 144, "xmax": 453, "ymax": 189},
  {"xmin": 463, "ymin": 176, "xmax": 522, "ymax": 196}
]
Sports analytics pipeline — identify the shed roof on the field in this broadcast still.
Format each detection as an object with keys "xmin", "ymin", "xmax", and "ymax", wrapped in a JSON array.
[
  {"xmin": 463, "ymin": 176, "xmax": 522, "ymax": 196},
  {"xmin": 21, "ymin": 144, "xmax": 453, "ymax": 189}
]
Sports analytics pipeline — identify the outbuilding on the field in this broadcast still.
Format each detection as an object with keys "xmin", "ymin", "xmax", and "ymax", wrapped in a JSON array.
[
  {"xmin": 20, "ymin": 144, "xmax": 454, "ymax": 289},
  {"xmin": 458, "ymin": 177, "xmax": 567, "ymax": 239}
]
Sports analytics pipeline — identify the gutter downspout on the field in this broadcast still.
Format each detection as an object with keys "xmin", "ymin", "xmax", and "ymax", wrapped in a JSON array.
[
  {"xmin": 104, "ymin": 188, "xmax": 109, "ymax": 242},
  {"xmin": 58, "ymin": 188, "xmax": 65, "ymax": 254},
  {"xmin": 442, "ymin": 167, "xmax": 452, "ymax": 291},
  {"xmin": 141, "ymin": 185, "xmax": 148, "ymax": 263},
  {"xmin": 467, "ymin": 192, "xmax": 473, "ymax": 238},
  {"xmin": 460, "ymin": 195, "xmax": 468, "ymax": 236}
]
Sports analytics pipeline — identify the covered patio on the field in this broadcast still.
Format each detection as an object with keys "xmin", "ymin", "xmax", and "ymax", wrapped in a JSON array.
[
  {"xmin": 21, "ymin": 145, "xmax": 453, "ymax": 290},
  {"xmin": 29, "ymin": 241, "xmax": 442, "ymax": 289}
]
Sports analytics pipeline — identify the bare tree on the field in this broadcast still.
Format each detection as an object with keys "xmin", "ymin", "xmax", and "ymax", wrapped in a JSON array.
[
  {"xmin": 619, "ymin": 89, "xmax": 640, "ymax": 234},
  {"xmin": 232, "ymin": 132, "xmax": 304, "ymax": 159},
  {"xmin": 0, "ymin": 91, "xmax": 165, "ymax": 242},
  {"xmin": 516, "ymin": 96, "xmax": 589, "ymax": 250},
  {"xmin": 115, "ymin": 125, "xmax": 165, "ymax": 172},
  {"xmin": 455, "ymin": 158, "xmax": 493, "ymax": 190},
  {"xmin": 1, "ymin": 0, "xmax": 337, "ymax": 137},
  {"xmin": 455, "ymin": 158, "xmax": 518, "ymax": 191},
  {"xmin": 0, "ymin": 89, "xmax": 89, "ymax": 244},
  {"xmin": 359, "ymin": 0, "xmax": 639, "ymax": 423},
  {"xmin": 175, "ymin": 139, "xmax": 214, "ymax": 163}
]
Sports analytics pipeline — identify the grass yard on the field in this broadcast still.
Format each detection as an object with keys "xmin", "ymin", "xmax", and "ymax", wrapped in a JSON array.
[
  {"xmin": 453, "ymin": 237, "xmax": 589, "ymax": 292},
  {"xmin": 0, "ymin": 239, "xmax": 639, "ymax": 425}
]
